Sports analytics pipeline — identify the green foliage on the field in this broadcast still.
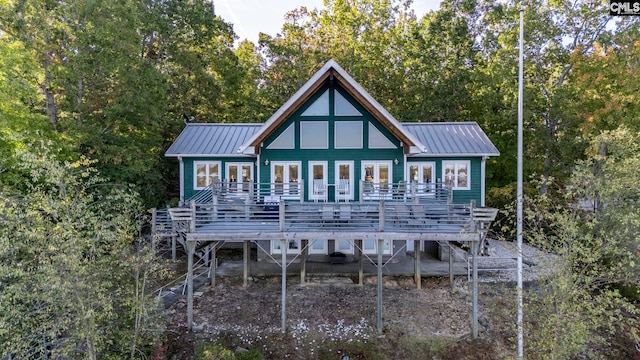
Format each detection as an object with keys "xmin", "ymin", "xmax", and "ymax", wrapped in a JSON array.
[
  {"xmin": 521, "ymin": 126, "xmax": 640, "ymax": 358},
  {"xmin": 0, "ymin": 144, "xmax": 163, "ymax": 359},
  {"xmin": 193, "ymin": 342, "xmax": 265, "ymax": 360}
]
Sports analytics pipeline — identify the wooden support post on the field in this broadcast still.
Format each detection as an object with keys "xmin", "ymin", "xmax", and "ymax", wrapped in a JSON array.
[
  {"xmin": 210, "ymin": 241, "xmax": 217, "ymax": 287},
  {"xmin": 449, "ymin": 242, "xmax": 454, "ymax": 288},
  {"xmin": 301, "ymin": 239, "xmax": 308, "ymax": 284},
  {"xmin": 378, "ymin": 201, "xmax": 385, "ymax": 232},
  {"xmin": 414, "ymin": 239, "xmax": 421, "ymax": 289},
  {"xmin": 471, "ymin": 240, "xmax": 479, "ymax": 339},
  {"xmin": 186, "ymin": 240, "xmax": 196, "ymax": 331},
  {"xmin": 377, "ymin": 238, "xmax": 384, "ymax": 335},
  {"xmin": 171, "ymin": 234, "xmax": 177, "ymax": 261},
  {"xmin": 281, "ymin": 239, "xmax": 287, "ymax": 333},
  {"xmin": 357, "ymin": 239, "xmax": 363, "ymax": 286},
  {"xmin": 243, "ymin": 240, "xmax": 250, "ymax": 287}
]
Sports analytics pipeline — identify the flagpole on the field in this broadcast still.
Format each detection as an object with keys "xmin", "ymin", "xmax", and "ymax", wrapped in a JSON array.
[{"xmin": 517, "ymin": 0, "xmax": 525, "ymax": 358}]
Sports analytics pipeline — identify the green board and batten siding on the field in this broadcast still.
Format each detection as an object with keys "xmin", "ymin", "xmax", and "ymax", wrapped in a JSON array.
[{"xmin": 258, "ymin": 83, "xmax": 405, "ymax": 201}]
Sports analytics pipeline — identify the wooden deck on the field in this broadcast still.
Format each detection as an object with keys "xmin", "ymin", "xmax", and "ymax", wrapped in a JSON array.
[{"xmin": 155, "ymin": 200, "xmax": 496, "ymax": 243}]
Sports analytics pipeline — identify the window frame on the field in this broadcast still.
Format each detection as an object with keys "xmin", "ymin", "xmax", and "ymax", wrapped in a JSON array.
[
  {"xmin": 334, "ymin": 121, "xmax": 363, "ymax": 149},
  {"xmin": 272, "ymin": 239, "xmax": 301, "ymax": 254},
  {"xmin": 193, "ymin": 161, "xmax": 221, "ymax": 190},
  {"xmin": 442, "ymin": 160, "xmax": 471, "ymax": 190},
  {"xmin": 300, "ymin": 121, "xmax": 329, "ymax": 149}
]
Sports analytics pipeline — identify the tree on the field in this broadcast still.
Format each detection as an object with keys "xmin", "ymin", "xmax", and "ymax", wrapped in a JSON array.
[
  {"xmin": 0, "ymin": 143, "xmax": 163, "ymax": 359},
  {"xmin": 522, "ymin": 126, "xmax": 640, "ymax": 358}
]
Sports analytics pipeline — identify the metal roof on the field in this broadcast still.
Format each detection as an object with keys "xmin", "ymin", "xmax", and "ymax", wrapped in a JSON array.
[
  {"xmin": 403, "ymin": 122, "xmax": 500, "ymax": 157},
  {"xmin": 165, "ymin": 123, "xmax": 261, "ymax": 157},
  {"xmin": 166, "ymin": 121, "xmax": 499, "ymax": 158}
]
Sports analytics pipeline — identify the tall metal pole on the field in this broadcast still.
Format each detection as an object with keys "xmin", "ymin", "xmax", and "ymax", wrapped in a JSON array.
[
  {"xmin": 377, "ymin": 239, "xmax": 383, "ymax": 335},
  {"xmin": 281, "ymin": 239, "xmax": 287, "ymax": 333},
  {"xmin": 517, "ymin": 0, "xmax": 525, "ymax": 358}
]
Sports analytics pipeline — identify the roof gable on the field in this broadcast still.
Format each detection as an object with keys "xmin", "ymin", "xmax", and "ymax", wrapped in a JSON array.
[{"xmin": 239, "ymin": 59, "xmax": 425, "ymax": 154}]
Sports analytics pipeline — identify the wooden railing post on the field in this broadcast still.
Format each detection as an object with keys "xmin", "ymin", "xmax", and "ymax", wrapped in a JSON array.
[
  {"xmin": 378, "ymin": 200, "xmax": 385, "ymax": 232},
  {"xmin": 151, "ymin": 208, "xmax": 157, "ymax": 234},
  {"xmin": 359, "ymin": 180, "xmax": 364, "ymax": 202},
  {"xmin": 299, "ymin": 179, "xmax": 304, "ymax": 203},
  {"xmin": 190, "ymin": 200, "xmax": 196, "ymax": 233},
  {"xmin": 279, "ymin": 199, "xmax": 285, "ymax": 231}
]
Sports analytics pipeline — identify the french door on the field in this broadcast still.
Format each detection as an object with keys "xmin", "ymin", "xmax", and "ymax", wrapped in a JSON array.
[
  {"xmin": 226, "ymin": 163, "xmax": 253, "ymax": 192},
  {"xmin": 361, "ymin": 161, "xmax": 393, "ymax": 198}
]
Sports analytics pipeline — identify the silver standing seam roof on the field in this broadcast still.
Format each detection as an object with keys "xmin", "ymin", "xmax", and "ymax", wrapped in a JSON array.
[
  {"xmin": 404, "ymin": 122, "xmax": 500, "ymax": 157},
  {"xmin": 166, "ymin": 122, "xmax": 499, "ymax": 157},
  {"xmin": 165, "ymin": 123, "xmax": 261, "ymax": 157}
]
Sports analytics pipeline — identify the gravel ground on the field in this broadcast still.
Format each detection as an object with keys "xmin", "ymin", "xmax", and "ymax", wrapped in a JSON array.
[{"xmin": 475, "ymin": 239, "xmax": 559, "ymax": 283}]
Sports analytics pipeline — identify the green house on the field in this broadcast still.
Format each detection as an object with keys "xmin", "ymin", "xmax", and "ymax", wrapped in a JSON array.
[
  {"xmin": 167, "ymin": 60, "xmax": 498, "ymax": 203},
  {"xmin": 165, "ymin": 59, "xmax": 499, "ymax": 259}
]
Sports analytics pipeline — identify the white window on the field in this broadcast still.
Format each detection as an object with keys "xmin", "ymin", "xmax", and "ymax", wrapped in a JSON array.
[
  {"xmin": 335, "ymin": 239, "xmax": 354, "ymax": 254},
  {"xmin": 368, "ymin": 122, "xmax": 396, "ymax": 149},
  {"xmin": 362, "ymin": 239, "xmax": 391, "ymax": 255},
  {"xmin": 272, "ymin": 239, "xmax": 301, "ymax": 254},
  {"xmin": 362, "ymin": 161, "xmax": 393, "ymax": 198},
  {"xmin": 335, "ymin": 161, "xmax": 354, "ymax": 201},
  {"xmin": 300, "ymin": 121, "xmax": 328, "ymax": 149},
  {"xmin": 194, "ymin": 161, "xmax": 220, "ymax": 190},
  {"xmin": 309, "ymin": 239, "xmax": 327, "ymax": 254},
  {"xmin": 226, "ymin": 163, "xmax": 253, "ymax": 193},
  {"xmin": 334, "ymin": 91, "xmax": 362, "ymax": 116},
  {"xmin": 335, "ymin": 121, "xmax": 363, "ymax": 149},
  {"xmin": 407, "ymin": 162, "xmax": 436, "ymax": 195},
  {"xmin": 309, "ymin": 161, "xmax": 328, "ymax": 202},
  {"xmin": 267, "ymin": 123, "xmax": 295, "ymax": 149},
  {"xmin": 301, "ymin": 90, "xmax": 329, "ymax": 116},
  {"xmin": 443, "ymin": 160, "xmax": 470, "ymax": 190},
  {"xmin": 271, "ymin": 162, "xmax": 301, "ymax": 199}
]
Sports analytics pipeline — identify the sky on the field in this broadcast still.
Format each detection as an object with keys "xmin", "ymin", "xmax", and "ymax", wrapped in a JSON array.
[{"xmin": 214, "ymin": 0, "xmax": 442, "ymax": 44}]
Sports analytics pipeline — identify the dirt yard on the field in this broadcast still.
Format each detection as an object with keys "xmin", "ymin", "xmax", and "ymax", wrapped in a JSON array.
[{"xmin": 162, "ymin": 274, "xmax": 512, "ymax": 359}]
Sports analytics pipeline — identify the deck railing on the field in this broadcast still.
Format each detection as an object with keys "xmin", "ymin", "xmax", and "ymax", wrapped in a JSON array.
[
  {"xmin": 167, "ymin": 201, "xmax": 483, "ymax": 234},
  {"xmin": 185, "ymin": 181, "xmax": 451, "ymax": 205}
]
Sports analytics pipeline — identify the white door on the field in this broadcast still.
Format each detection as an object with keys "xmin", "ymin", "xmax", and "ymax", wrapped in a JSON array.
[
  {"xmin": 362, "ymin": 161, "xmax": 393, "ymax": 198},
  {"xmin": 227, "ymin": 163, "xmax": 253, "ymax": 192},
  {"xmin": 407, "ymin": 162, "xmax": 435, "ymax": 196},
  {"xmin": 271, "ymin": 162, "xmax": 301, "ymax": 198},
  {"xmin": 309, "ymin": 161, "xmax": 328, "ymax": 202}
]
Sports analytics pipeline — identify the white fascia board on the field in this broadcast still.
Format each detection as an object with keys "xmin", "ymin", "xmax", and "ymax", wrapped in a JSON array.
[
  {"xmin": 165, "ymin": 154, "xmax": 257, "ymax": 158},
  {"xmin": 408, "ymin": 153, "xmax": 500, "ymax": 158}
]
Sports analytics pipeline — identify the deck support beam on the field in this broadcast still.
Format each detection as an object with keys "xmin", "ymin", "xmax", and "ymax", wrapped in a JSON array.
[
  {"xmin": 186, "ymin": 240, "xmax": 196, "ymax": 331},
  {"xmin": 301, "ymin": 239, "xmax": 308, "ymax": 284},
  {"xmin": 414, "ymin": 240, "xmax": 421, "ymax": 289},
  {"xmin": 171, "ymin": 234, "xmax": 177, "ymax": 261},
  {"xmin": 243, "ymin": 240, "xmax": 250, "ymax": 287},
  {"xmin": 376, "ymin": 238, "xmax": 383, "ymax": 335},
  {"xmin": 280, "ymin": 239, "xmax": 287, "ymax": 333},
  {"xmin": 449, "ymin": 243, "xmax": 454, "ymax": 288},
  {"xmin": 210, "ymin": 241, "xmax": 217, "ymax": 287},
  {"xmin": 357, "ymin": 239, "xmax": 363, "ymax": 286},
  {"xmin": 471, "ymin": 240, "xmax": 479, "ymax": 339}
]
